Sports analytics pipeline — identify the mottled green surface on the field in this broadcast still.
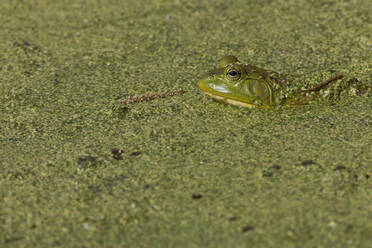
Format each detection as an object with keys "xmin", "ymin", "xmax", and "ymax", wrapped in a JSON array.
[{"xmin": 1, "ymin": 0, "xmax": 371, "ymax": 247}]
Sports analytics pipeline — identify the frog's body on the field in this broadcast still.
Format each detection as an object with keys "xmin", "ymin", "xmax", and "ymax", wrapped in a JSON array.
[{"xmin": 198, "ymin": 55, "xmax": 366, "ymax": 108}]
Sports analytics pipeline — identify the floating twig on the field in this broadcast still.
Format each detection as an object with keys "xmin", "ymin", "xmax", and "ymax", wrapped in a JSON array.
[
  {"xmin": 302, "ymin": 72, "xmax": 344, "ymax": 92},
  {"xmin": 270, "ymin": 76, "xmax": 288, "ymax": 87},
  {"xmin": 117, "ymin": 88, "xmax": 186, "ymax": 104}
]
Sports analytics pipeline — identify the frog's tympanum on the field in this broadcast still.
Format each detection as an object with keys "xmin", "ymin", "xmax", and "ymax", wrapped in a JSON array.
[{"xmin": 198, "ymin": 55, "xmax": 367, "ymax": 108}]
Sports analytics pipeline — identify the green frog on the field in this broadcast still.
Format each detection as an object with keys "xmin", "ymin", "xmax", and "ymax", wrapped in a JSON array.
[{"xmin": 198, "ymin": 55, "xmax": 367, "ymax": 108}]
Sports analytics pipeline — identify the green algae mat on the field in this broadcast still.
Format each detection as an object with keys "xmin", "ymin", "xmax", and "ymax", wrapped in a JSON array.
[{"xmin": 1, "ymin": 0, "xmax": 371, "ymax": 247}]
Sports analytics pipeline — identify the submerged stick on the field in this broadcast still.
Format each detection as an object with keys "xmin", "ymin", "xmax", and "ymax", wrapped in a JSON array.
[
  {"xmin": 117, "ymin": 88, "xmax": 186, "ymax": 104},
  {"xmin": 302, "ymin": 72, "xmax": 344, "ymax": 92}
]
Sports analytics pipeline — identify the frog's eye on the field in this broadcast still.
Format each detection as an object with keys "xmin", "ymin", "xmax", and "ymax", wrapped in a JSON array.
[
  {"xmin": 226, "ymin": 67, "xmax": 242, "ymax": 81},
  {"xmin": 228, "ymin": 70, "xmax": 239, "ymax": 77}
]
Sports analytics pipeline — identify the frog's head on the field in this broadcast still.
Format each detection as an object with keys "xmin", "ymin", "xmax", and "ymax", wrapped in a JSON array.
[{"xmin": 198, "ymin": 55, "xmax": 275, "ymax": 108}]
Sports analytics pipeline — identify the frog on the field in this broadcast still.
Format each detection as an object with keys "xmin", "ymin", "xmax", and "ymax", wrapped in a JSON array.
[{"xmin": 198, "ymin": 55, "xmax": 367, "ymax": 108}]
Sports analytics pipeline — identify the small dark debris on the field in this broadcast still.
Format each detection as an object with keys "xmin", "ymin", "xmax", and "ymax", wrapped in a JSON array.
[
  {"xmin": 191, "ymin": 194, "xmax": 203, "ymax": 199},
  {"xmin": 144, "ymin": 184, "xmax": 151, "ymax": 189},
  {"xmin": 228, "ymin": 216, "xmax": 239, "ymax": 222},
  {"xmin": 45, "ymin": 162, "xmax": 54, "ymax": 167},
  {"xmin": 31, "ymin": 60, "xmax": 41, "ymax": 67},
  {"xmin": 53, "ymin": 78, "xmax": 61, "ymax": 84},
  {"xmin": 111, "ymin": 148, "xmax": 122, "ymax": 155},
  {"xmin": 64, "ymin": 119, "xmax": 73, "ymax": 124},
  {"xmin": 345, "ymin": 224, "xmax": 353, "ymax": 232},
  {"xmin": 130, "ymin": 151, "xmax": 141, "ymax": 156},
  {"xmin": 242, "ymin": 225, "xmax": 255, "ymax": 233},
  {"xmin": 113, "ymin": 175, "xmax": 127, "ymax": 181},
  {"xmin": 77, "ymin": 156, "xmax": 99, "ymax": 170},
  {"xmin": 88, "ymin": 184, "xmax": 102, "ymax": 193},
  {"xmin": 111, "ymin": 148, "xmax": 123, "ymax": 160},
  {"xmin": 116, "ymin": 106, "xmax": 129, "ymax": 118},
  {"xmin": 300, "ymin": 160, "xmax": 314, "ymax": 167},
  {"xmin": 113, "ymin": 155, "xmax": 123, "ymax": 160},
  {"xmin": 23, "ymin": 41, "xmax": 30, "ymax": 48},
  {"xmin": 366, "ymin": 174, "xmax": 370, "ymax": 180},
  {"xmin": 262, "ymin": 171, "xmax": 273, "ymax": 177},
  {"xmin": 334, "ymin": 165, "xmax": 346, "ymax": 171},
  {"xmin": 272, "ymin": 165, "xmax": 281, "ymax": 170}
]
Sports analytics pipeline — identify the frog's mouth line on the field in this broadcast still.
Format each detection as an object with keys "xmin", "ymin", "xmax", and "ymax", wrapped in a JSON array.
[{"xmin": 203, "ymin": 91, "xmax": 258, "ymax": 108}]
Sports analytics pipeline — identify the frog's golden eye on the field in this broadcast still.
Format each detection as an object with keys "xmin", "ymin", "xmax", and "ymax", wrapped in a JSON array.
[{"xmin": 225, "ymin": 66, "xmax": 242, "ymax": 81}]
